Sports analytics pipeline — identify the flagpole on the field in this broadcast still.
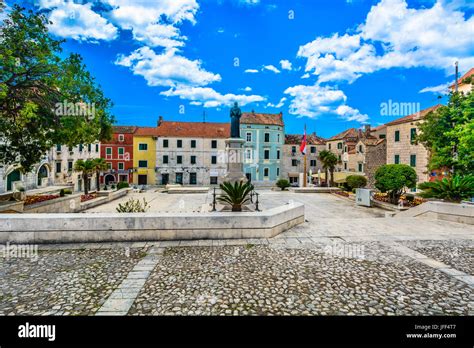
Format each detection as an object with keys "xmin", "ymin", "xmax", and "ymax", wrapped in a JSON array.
[{"xmin": 303, "ymin": 124, "xmax": 307, "ymax": 187}]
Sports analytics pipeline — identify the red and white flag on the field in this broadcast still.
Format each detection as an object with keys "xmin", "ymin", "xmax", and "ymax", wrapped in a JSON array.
[{"xmin": 300, "ymin": 129, "xmax": 307, "ymax": 155}]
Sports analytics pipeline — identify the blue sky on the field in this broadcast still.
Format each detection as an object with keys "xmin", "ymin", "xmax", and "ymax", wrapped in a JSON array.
[{"xmin": 6, "ymin": 0, "xmax": 474, "ymax": 137}]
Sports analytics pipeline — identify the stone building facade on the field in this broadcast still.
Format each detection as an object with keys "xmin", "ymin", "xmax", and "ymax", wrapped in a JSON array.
[
  {"xmin": 155, "ymin": 119, "xmax": 230, "ymax": 186},
  {"xmin": 364, "ymin": 138, "xmax": 387, "ymax": 189},
  {"xmin": 385, "ymin": 105, "xmax": 442, "ymax": 188},
  {"xmin": 281, "ymin": 133, "xmax": 326, "ymax": 185},
  {"xmin": 326, "ymin": 128, "xmax": 360, "ymax": 172},
  {"xmin": 0, "ymin": 158, "xmax": 53, "ymax": 194}
]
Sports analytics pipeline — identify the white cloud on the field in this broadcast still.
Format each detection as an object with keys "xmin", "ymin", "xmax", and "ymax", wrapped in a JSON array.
[
  {"xmin": 241, "ymin": 86, "xmax": 253, "ymax": 92},
  {"xmin": 419, "ymin": 82, "xmax": 451, "ymax": 94},
  {"xmin": 284, "ymin": 84, "xmax": 368, "ymax": 123},
  {"xmin": 280, "ymin": 59, "xmax": 293, "ymax": 71},
  {"xmin": 239, "ymin": 0, "xmax": 261, "ymax": 5},
  {"xmin": 161, "ymin": 87, "xmax": 266, "ymax": 108},
  {"xmin": 301, "ymin": 73, "xmax": 310, "ymax": 79},
  {"xmin": 115, "ymin": 47, "xmax": 221, "ymax": 88},
  {"xmin": 267, "ymin": 97, "xmax": 287, "ymax": 108},
  {"xmin": 298, "ymin": 0, "xmax": 474, "ymax": 84},
  {"xmin": 263, "ymin": 65, "xmax": 281, "ymax": 74},
  {"xmin": 245, "ymin": 69, "xmax": 259, "ymax": 73},
  {"xmin": 39, "ymin": 0, "xmax": 118, "ymax": 41}
]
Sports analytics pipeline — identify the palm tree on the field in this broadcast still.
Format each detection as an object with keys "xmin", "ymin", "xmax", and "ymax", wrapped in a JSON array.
[
  {"xmin": 92, "ymin": 158, "xmax": 108, "ymax": 191},
  {"xmin": 74, "ymin": 159, "xmax": 95, "ymax": 195},
  {"xmin": 217, "ymin": 181, "xmax": 254, "ymax": 212},
  {"xmin": 319, "ymin": 150, "xmax": 338, "ymax": 187}
]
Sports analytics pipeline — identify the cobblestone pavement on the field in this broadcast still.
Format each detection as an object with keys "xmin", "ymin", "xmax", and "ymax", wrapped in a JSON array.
[
  {"xmin": 128, "ymin": 244, "xmax": 472, "ymax": 316},
  {"xmin": 401, "ymin": 240, "xmax": 473, "ymax": 275},
  {"xmin": 0, "ymin": 248, "xmax": 146, "ymax": 315}
]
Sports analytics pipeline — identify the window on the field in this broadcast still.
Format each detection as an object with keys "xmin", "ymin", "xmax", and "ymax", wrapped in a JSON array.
[
  {"xmin": 107, "ymin": 162, "xmax": 112, "ymax": 170},
  {"xmin": 68, "ymin": 161, "xmax": 73, "ymax": 171},
  {"xmin": 276, "ymin": 168, "xmax": 280, "ymax": 176},
  {"xmin": 211, "ymin": 156, "xmax": 217, "ymax": 164},
  {"xmin": 358, "ymin": 145, "xmax": 363, "ymax": 153},
  {"xmin": 292, "ymin": 159, "xmax": 298, "ymax": 167},
  {"xmin": 344, "ymin": 146, "xmax": 348, "ymax": 153},
  {"xmin": 344, "ymin": 162, "xmax": 347, "ymax": 170},
  {"xmin": 210, "ymin": 176, "xmax": 218, "ymax": 185},
  {"xmin": 189, "ymin": 173, "xmax": 197, "ymax": 185},
  {"xmin": 410, "ymin": 128, "xmax": 416, "ymax": 144},
  {"xmin": 395, "ymin": 130, "xmax": 400, "ymax": 142},
  {"xmin": 118, "ymin": 162, "xmax": 124, "ymax": 170},
  {"xmin": 177, "ymin": 156, "xmax": 182, "ymax": 164},
  {"xmin": 106, "ymin": 147, "xmax": 112, "ymax": 159},
  {"xmin": 358, "ymin": 163, "xmax": 363, "ymax": 172},
  {"xmin": 138, "ymin": 160, "xmax": 147, "ymax": 168},
  {"xmin": 310, "ymin": 146, "xmax": 316, "ymax": 154},
  {"xmin": 394, "ymin": 155, "xmax": 400, "ymax": 164},
  {"xmin": 88, "ymin": 144, "xmax": 91, "ymax": 152},
  {"xmin": 337, "ymin": 142, "xmax": 342, "ymax": 149},
  {"xmin": 211, "ymin": 140, "xmax": 217, "ymax": 148},
  {"xmin": 379, "ymin": 134, "xmax": 386, "ymax": 139},
  {"xmin": 410, "ymin": 154, "xmax": 416, "ymax": 167},
  {"xmin": 55, "ymin": 162, "xmax": 61, "ymax": 173},
  {"xmin": 328, "ymin": 143, "xmax": 332, "ymax": 150},
  {"xmin": 163, "ymin": 155, "xmax": 169, "ymax": 164},
  {"xmin": 138, "ymin": 143, "xmax": 148, "ymax": 151},
  {"xmin": 177, "ymin": 140, "xmax": 182, "ymax": 148},
  {"xmin": 264, "ymin": 149, "xmax": 270, "ymax": 160},
  {"xmin": 118, "ymin": 134, "xmax": 124, "ymax": 142},
  {"xmin": 190, "ymin": 140, "xmax": 196, "ymax": 148},
  {"xmin": 95, "ymin": 144, "xmax": 99, "ymax": 152},
  {"xmin": 246, "ymin": 132, "xmax": 252, "ymax": 142},
  {"xmin": 190, "ymin": 155, "xmax": 196, "ymax": 164},
  {"xmin": 118, "ymin": 147, "xmax": 124, "ymax": 159},
  {"xmin": 79, "ymin": 144, "xmax": 83, "ymax": 152},
  {"xmin": 277, "ymin": 134, "xmax": 280, "ymax": 143},
  {"xmin": 291, "ymin": 146, "xmax": 296, "ymax": 154},
  {"xmin": 245, "ymin": 149, "xmax": 252, "ymax": 160},
  {"xmin": 264, "ymin": 168, "xmax": 269, "ymax": 177},
  {"xmin": 163, "ymin": 139, "xmax": 169, "ymax": 148},
  {"xmin": 56, "ymin": 144, "xmax": 61, "ymax": 152},
  {"xmin": 310, "ymin": 160, "xmax": 316, "ymax": 167},
  {"xmin": 276, "ymin": 149, "xmax": 280, "ymax": 160},
  {"xmin": 264, "ymin": 133, "xmax": 270, "ymax": 142}
]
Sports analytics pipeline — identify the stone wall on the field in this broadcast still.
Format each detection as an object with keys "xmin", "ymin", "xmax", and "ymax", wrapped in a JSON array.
[
  {"xmin": 23, "ymin": 194, "xmax": 82, "ymax": 214},
  {"xmin": 365, "ymin": 140, "xmax": 387, "ymax": 189}
]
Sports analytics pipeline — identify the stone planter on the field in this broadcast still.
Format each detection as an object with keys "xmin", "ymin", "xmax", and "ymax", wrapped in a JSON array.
[{"xmin": 12, "ymin": 191, "xmax": 26, "ymax": 201}]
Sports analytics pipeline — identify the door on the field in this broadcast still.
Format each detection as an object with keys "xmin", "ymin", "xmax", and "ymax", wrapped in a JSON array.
[
  {"xmin": 7, "ymin": 170, "xmax": 21, "ymax": 191},
  {"xmin": 246, "ymin": 173, "xmax": 252, "ymax": 183},
  {"xmin": 161, "ymin": 173, "xmax": 169, "ymax": 185},
  {"xmin": 37, "ymin": 165, "xmax": 48, "ymax": 186},
  {"xmin": 189, "ymin": 173, "xmax": 197, "ymax": 185},
  {"xmin": 138, "ymin": 175, "xmax": 147, "ymax": 185},
  {"xmin": 175, "ymin": 173, "xmax": 183, "ymax": 184}
]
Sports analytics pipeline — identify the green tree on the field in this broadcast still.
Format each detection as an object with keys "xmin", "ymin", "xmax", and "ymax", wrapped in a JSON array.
[
  {"xmin": 375, "ymin": 164, "xmax": 417, "ymax": 204},
  {"xmin": 92, "ymin": 158, "xmax": 108, "ymax": 192},
  {"xmin": 74, "ymin": 159, "xmax": 95, "ymax": 195},
  {"xmin": 319, "ymin": 150, "xmax": 338, "ymax": 186},
  {"xmin": 418, "ymin": 175, "xmax": 474, "ymax": 202},
  {"xmin": 0, "ymin": 5, "xmax": 114, "ymax": 172},
  {"xmin": 346, "ymin": 175, "xmax": 367, "ymax": 190},
  {"xmin": 417, "ymin": 92, "xmax": 474, "ymax": 176}
]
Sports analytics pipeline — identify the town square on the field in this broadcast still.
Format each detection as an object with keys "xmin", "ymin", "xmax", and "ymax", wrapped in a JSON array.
[{"xmin": 0, "ymin": 0, "xmax": 473, "ymax": 346}]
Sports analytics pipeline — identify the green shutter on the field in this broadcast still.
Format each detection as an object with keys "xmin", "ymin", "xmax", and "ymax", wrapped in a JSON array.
[
  {"xmin": 395, "ymin": 131, "xmax": 400, "ymax": 142},
  {"xmin": 394, "ymin": 155, "xmax": 400, "ymax": 164},
  {"xmin": 410, "ymin": 155, "xmax": 416, "ymax": 167}
]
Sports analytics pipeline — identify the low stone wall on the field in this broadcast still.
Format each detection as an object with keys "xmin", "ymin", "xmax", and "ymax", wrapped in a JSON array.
[
  {"xmin": 395, "ymin": 201, "xmax": 474, "ymax": 225},
  {"xmin": 0, "ymin": 201, "xmax": 24, "ymax": 213},
  {"xmin": 290, "ymin": 187, "xmax": 340, "ymax": 193},
  {"xmin": 167, "ymin": 187, "xmax": 210, "ymax": 194},
  {"xmin": 23, "ymin": 194, "xmax": 82, "ymax": 214},
  {"xmin": 0, "ymin": 203, "xmax": 304, "ymax": 243},
  {"xmin": 81, "ymin": 188, "xmax": 130, "ymax": 211}
]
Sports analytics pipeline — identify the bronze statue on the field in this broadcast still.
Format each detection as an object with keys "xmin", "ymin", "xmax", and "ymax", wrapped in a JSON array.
[{"xmin": 230, "ymin": 102, "xmax": 242, "ymax": 138}]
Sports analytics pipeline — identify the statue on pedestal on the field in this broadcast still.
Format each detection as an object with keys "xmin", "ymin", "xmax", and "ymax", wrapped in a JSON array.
[{"xmin": 230, "ymin": 102, "xmax": 242, "ymax": 138}]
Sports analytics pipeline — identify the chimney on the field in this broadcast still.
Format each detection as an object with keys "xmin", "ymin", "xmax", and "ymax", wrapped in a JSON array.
[
  {"xmin": 158, "ymin": 116, "xmax": 163, "ymax": 126},
  {"xmin": 364, "ymin": 124, "xmax": 371, "ymax": 135}
]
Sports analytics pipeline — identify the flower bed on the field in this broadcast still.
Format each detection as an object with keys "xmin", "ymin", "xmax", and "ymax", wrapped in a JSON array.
[
  {"xmin": 81, "ymin": 194, "xmax": 97, "ymax": 203},
  {"xmin": 24, "ymin": 195, "xmax": 60, "ymax": 206},
  {"xmin": 373, "ymin": 192, "xmax": 426, "ymax": 207},
  {"xmin": 334, "ymin": 190, "xmax": 350, "ymax": 198}
]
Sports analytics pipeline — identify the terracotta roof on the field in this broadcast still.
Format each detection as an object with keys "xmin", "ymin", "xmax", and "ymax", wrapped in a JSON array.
[
  {"xmin": 241, "ymin": 112, "xmax": 284, "ymax": 127},
  {"xmin": 385, "ymin": 104, "xmax": 442, "ymax": 126},
  {"xmin": 371, "ymin": 124, "xmax": 387, "ymax": 132},
  {"xmin": 134, "ymin": 127, "xmax": 161, "ymax": 136},
  {"xmin": 156, "ymin": 121, "xmax": 230, "ymax": 138},
  {"xmin": 285, "ymin": 133, "xmax": 326, "ymax": 145},
  {"xmin": 112, "ymin": 126, "xmax": 138, "ymax": 134},
  {"xmin": 450, "ymin": 67, "xmax": 474, "ymax": 89},
  {"xmin": 327, "ymin": 128, "xmax": 358, "ymax": 141}
]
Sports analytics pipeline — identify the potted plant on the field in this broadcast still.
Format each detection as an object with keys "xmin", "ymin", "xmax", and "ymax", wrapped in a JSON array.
[{"xmin": 217, "ymin": 181, "xmax": 254, "ymax": 212}]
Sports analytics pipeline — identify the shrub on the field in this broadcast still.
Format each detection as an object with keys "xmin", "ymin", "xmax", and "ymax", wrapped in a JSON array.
[
  {"xmin": 375, "ymin": 164, "xmax": 417, "ymax": 205},
  {"xmin": 217, "ymin": 181, "xmax": 254, "ymax": 212},
  {"xmin": 60, "ymin": 189, "xmax": 65, "ymax": 197},
  {"xmin": 63, "ymin": 189, "xmax": 72, "ymax": 195},
  {"xmin": 346, "ymin": 175, "xmax": 367, "ymax": 190},
  {"xmin": 116, "ymin": 198, "xmax": 150, "ymax": 213},
  {"xmin": 418, "ymin": 175, "xmax": 474, "ymax": 202},
  {"xmin": 117, "ymin": 182, "xmax": 129, "ymax": 190},
  {"xmin": 275, "ymin": 179, "xmax": 290, "ymax": 191},
  {"xmin": 111, "ymin": 184, "xmax": 116, "ymax": 190}
]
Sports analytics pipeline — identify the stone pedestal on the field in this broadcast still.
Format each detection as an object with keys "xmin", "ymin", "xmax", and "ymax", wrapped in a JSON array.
[{"xmin": 223, "ymin": 138, "xmax": 247, "ymax": 183}]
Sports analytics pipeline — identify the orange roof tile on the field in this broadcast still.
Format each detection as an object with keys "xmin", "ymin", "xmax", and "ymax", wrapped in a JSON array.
[
  {"xmin": 450, "ymin": 67, "xmax": 474, "ymax": 89},
  {"xmin": 112, "ymin": 126, "xmax": 138, "ymax": 134},
  {"xmin": 327, "ymin": 128, "xmax": 358, "ymax": 141},
  {"xmin": 285, "ymin": 133, "xmax": 326, "ymax": 145},
  {"xmin": 156, "ymin": 121, "xmax": 230, "ymax": 138},
  {"xmin": 134, "ymin": 127, "xmax": 161, "ymax": 136},
  {"xmin": 241, "ymin": 112, "xmax": 284, "ymax": 126},
  {"xmin": 385, "ymin": 104, "xmax": 442, "ymax": 126}
]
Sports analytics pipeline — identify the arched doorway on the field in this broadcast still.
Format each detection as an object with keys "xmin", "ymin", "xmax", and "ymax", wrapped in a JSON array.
[
  {"xmin": 104, "ymin": 174, "xmax": 115, "ymax": 185},
  {"xmin": 37, "ymin": 164, "xmax": 49, "ymax": 186},
  {"xmin": 7, "ymin": 170, "xmax": 21, "ymax": 191}
]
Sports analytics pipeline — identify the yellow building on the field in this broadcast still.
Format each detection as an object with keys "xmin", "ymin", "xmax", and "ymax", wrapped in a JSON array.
[{"xmin": 133, "ymin": 127, "xmax": 159, "ymax": 185}]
